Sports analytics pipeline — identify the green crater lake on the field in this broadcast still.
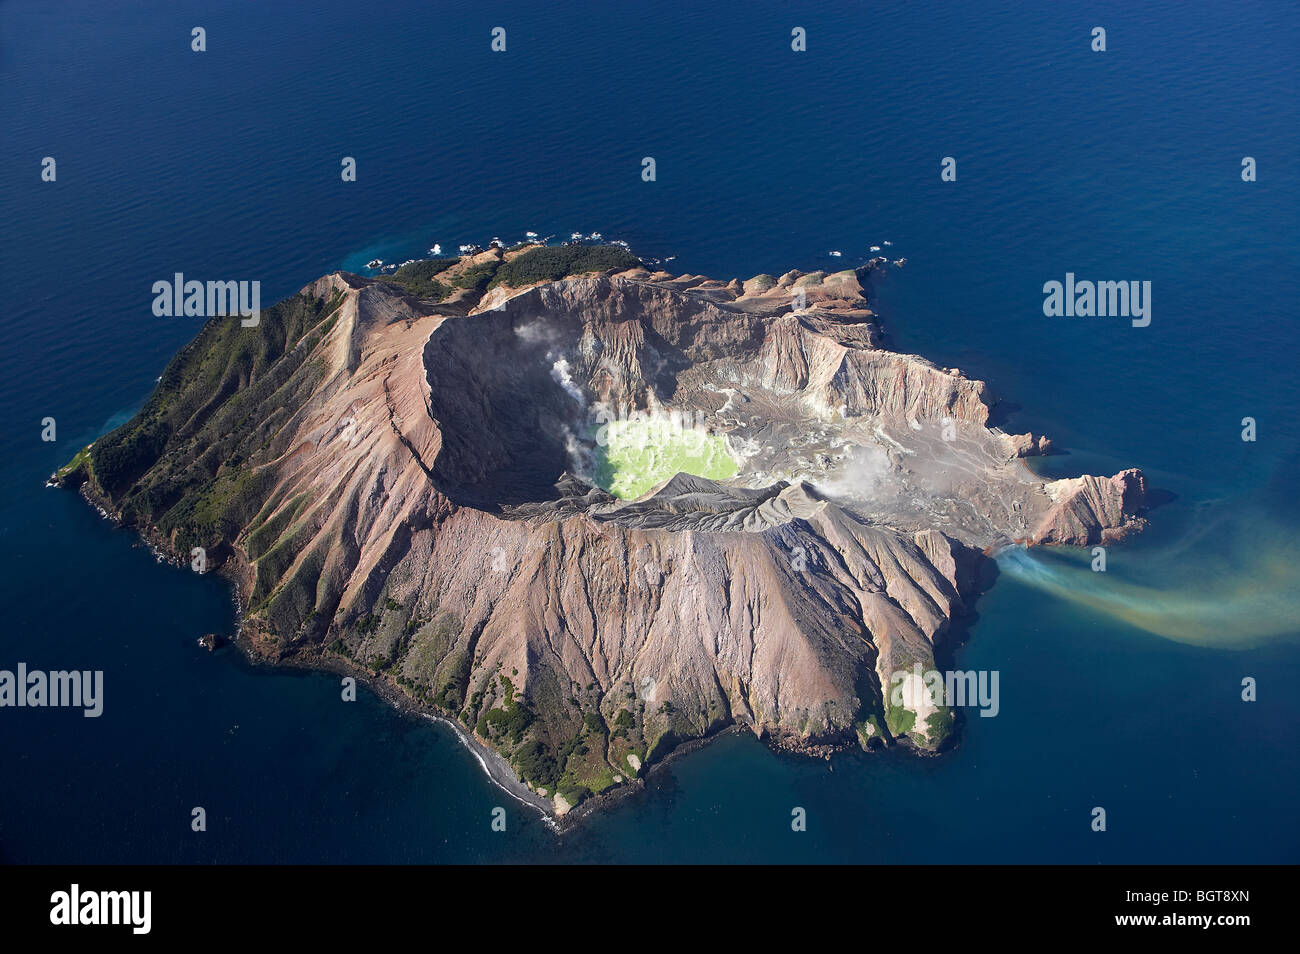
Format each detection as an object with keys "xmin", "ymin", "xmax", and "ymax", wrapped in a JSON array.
[{"xmin": 593, "ymin": 418, "xmax": 739, "ymax": 499}]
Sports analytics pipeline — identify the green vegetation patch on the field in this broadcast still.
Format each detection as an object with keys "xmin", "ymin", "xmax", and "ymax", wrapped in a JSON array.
[
  {"xmin": 375, "ymin": 257, "xmax": 461, "ymax": 299},
  {"xmin": 490, "ymin": 244, "xmax": 641, "ymax": 289},
  {"xmin": 884, "ymin": 700, "xmax": 917, "ymax": 737},
  {"xmin": 452, "ymin": 259, "xmax": 501, "ymax": 293},
  {"xmin": 925, "ymin": 707, "xmax": 955, "ymax": 746},
  {"xmin": 56, "ymin": 445, "xmax": 93, "ymax": 482},
  {"xmin": 245, "ymin": 492, "xmax": 312, "ymax": 560},
  {"xmin": 89, "ymin": 290, "xmax": 339, "ymax": 501}
]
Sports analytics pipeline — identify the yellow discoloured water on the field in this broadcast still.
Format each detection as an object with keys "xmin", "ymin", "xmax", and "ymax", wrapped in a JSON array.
[{"xmin": 998, "ymin": 506, "xmax": 1300, "ymax": 647}]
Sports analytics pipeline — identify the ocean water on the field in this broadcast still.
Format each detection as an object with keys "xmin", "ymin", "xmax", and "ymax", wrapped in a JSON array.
[{"xmin": 1, "ymin": 0, "xmax": 1297, "ymax": 862}]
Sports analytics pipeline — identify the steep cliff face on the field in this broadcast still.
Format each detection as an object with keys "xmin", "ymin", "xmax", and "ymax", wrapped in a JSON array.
[
  {"xmin": 1031, "ymin": 470, "xmax": 1148, "ymax": 545},
  {"xmin": 57, "ymin": 248, "xmax": 1147, "ymax": 815}
]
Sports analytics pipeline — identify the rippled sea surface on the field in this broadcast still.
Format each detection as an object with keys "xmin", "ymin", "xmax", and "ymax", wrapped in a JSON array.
[{"xmin": 1, "ymin": 0, "xmax": 1296, "ymax": 862}]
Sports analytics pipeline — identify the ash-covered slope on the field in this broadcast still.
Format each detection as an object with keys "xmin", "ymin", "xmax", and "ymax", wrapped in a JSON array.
[{"xmin": 56, "ymin": 245, "xmax": 1147, "ymax": 817}]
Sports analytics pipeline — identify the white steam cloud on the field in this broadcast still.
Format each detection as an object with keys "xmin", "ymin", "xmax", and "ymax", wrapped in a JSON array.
[
  {"xmin": 814, "ymin": 443, "xmax": 893, "ymax": 500},
  {"xmin": 550, "ymin": 355, "xmax": 585, "ymax": 405}
]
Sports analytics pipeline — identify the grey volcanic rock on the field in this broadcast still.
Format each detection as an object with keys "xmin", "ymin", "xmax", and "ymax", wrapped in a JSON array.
[{"xmin": 57, "ymin": 252, "xmax": 1147, "ymax": 816}]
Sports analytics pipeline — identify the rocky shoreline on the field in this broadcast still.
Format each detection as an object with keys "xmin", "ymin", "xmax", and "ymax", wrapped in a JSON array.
[{"xmin": 66, "ymin": 469, "xmax": 901, "ymax": 827}]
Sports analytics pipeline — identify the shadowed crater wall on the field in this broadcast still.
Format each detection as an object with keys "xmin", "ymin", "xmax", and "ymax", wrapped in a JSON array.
[{"xmin": 422, "ymin": 306, "xmax": 588, "ymax": 508}]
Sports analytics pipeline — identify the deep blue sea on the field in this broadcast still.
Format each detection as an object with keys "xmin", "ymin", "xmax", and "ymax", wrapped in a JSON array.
[{"xmin": 2, "ymin": 0, "xmax": 1297, "ymax": 863}]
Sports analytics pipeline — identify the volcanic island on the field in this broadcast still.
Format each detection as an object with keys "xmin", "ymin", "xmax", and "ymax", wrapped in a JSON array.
[{"xmin": 54, "ymin": 243, "xmax": 1148, "ymax": 819}]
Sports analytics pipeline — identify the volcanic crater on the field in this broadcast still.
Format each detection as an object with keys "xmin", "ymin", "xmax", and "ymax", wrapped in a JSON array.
[{"xmin": 58, "ymin": 244, "xmax": 1148, "ymax": 817}]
